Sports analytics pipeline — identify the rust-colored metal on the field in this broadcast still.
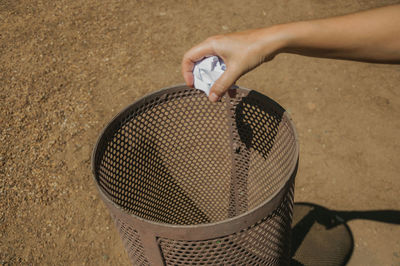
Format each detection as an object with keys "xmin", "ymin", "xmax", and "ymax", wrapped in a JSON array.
[{"xmin": 92, "ymin": 85, "xmax": 299, "ymax": 265}]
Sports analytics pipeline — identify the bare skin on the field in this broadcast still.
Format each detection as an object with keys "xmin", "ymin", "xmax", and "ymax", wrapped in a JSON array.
[{"xmin": 182, "ymin": 4, "xmax": 400, "ymax": 102}]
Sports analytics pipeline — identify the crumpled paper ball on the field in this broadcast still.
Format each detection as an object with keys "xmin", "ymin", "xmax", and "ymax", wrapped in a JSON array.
[{"xmin": 193, "ymin": 56, "xmax": 226, "ymax": 96}]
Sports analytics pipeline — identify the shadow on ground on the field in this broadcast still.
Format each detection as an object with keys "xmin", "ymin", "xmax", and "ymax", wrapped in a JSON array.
[{"xmin": 291, "ymin": 202, "xmax": 400, "ymax": 266}]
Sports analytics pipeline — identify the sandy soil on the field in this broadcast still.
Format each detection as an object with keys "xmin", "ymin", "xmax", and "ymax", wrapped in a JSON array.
[{"xmin": 1, "ymin": 0, "xmax": 399, "ymax": 265}]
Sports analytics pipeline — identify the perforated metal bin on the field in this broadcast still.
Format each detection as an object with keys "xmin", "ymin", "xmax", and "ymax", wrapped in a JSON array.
[{"xmin": 92, "ymin": 85, "xmax": 299, "ymax": 266}]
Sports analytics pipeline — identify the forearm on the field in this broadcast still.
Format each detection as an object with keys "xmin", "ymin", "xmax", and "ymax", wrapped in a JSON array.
[
  {"xmin": 273, "ymin": 5, "xmax": 400, "ymax": 63},
  {"xmin": 182, "ymin": 4, "xmax": 400, "ymax": 101}
]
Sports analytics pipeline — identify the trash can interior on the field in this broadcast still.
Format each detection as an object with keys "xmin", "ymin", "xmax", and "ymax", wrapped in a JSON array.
[{"xmin": 93, "ymin": 86, "xmax": 298, "ymax": 226}]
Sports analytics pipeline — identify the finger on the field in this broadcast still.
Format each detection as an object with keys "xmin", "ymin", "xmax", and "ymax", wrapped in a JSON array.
[
  {"xmin": 181, "ymin": 40, "xmax": 216, "ymax": 87},
  {"xmin": 184, "ymin": 40, "xmax": 216, "ymax": 63},
  {"xmin": 209, "ymin": 67, "xmax": 241, "ymax": 102},
  {"xmin": 181, "ymin": 59, "xmax": 194, "ymax": 87}
]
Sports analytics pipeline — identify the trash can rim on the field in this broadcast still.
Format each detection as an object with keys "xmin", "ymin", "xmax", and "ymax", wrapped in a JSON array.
[{"xmin": 91, "ymin": 84, "xmax": 299, "ymax": 235}]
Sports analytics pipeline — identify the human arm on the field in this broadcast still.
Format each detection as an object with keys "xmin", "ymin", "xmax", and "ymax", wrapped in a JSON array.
[{"xmin": 182, "ymin": 4, "xmax": 400, "ymax": 102}]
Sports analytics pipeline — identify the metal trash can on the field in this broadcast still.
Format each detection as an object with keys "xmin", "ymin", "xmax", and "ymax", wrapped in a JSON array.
[{"xmin": 92, "ymin": 85, "xmax": 299, "ymax": 265}]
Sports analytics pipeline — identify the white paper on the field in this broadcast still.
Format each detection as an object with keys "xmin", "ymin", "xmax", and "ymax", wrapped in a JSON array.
[{"xmin": 193, "ymin": 56, "xmax": 226, "ymax": 96}]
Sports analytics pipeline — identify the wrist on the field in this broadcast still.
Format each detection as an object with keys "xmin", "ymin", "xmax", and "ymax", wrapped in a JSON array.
[
  {"xmin": 253, "ymin": 24, "xmax": 296, "ymax": 60},
  {"xmin": 265, "ymin": 22, "xmax": 312, "ymax": 54}
]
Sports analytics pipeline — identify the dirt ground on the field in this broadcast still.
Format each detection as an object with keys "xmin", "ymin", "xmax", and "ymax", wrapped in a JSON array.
[{"xmin": 1, "ymin": 0, "xmax": 399, "ymax": 265}]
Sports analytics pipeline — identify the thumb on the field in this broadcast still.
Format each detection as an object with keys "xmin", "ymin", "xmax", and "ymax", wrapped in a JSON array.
[{"xmin": 209, "ymin": 67, "xmax": 240, "ymax": 102}]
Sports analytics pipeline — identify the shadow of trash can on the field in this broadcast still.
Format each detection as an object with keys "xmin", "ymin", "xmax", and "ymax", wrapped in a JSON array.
[{"xmin": 92, "ymin": 85, "xmax": 299, "ymax": 265}]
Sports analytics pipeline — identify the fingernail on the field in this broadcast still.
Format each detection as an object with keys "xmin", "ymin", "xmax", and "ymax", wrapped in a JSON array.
[{"xmin": 209, "ymin": 92, "xmax": 219, "ymax": 102}]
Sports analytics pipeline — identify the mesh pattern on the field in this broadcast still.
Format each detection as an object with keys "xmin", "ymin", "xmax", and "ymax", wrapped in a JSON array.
[
  {"xmin": 95, "ymin": 88, "xmax": 296, "ymax": 224},
  {"xmin": 114, "ymin": 217, "xmax": 149, "ymax": 266},
  {"xmin": 158, "ymin": 183, "xmax": 294, "ymax": 265},
  {"xmin": 93, "ymin": 86, "xmax": 298, "ymax": 265},
  {"xmin": 97, "ymin": 88, "xmax": 234, "ymax": 224},
  {"xmin": 228, "ymin": 93, "xmax": 297, "ymax": 215}
]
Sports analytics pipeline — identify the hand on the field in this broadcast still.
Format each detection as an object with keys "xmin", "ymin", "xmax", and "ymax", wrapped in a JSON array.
[
  {"xmin": 182, "ymin": 27, "xmax": 288, "ymax": 102},
  {"xmin": 182, "ymin": 5, "xmax": 400, "ymax": 103}
]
